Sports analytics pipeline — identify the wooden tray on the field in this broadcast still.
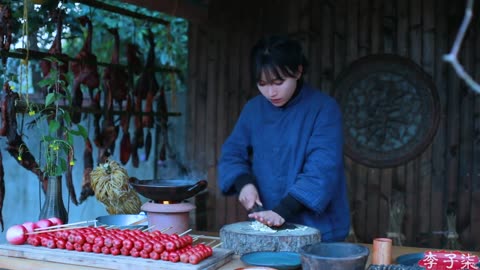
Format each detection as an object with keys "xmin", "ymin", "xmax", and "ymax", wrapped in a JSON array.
[{"xmin": 0, "ymin": 244, "xmax": 234, "ymax": 270}]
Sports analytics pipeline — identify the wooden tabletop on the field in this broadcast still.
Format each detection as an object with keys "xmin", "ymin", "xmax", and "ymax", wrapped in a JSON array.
[
  {"xmin": 0, "ymin": 231, "xmax": 478, "ymax": 270},
  {"xmin": 217, "ymin": 244, "xmax": 480, "ymax": 269}
]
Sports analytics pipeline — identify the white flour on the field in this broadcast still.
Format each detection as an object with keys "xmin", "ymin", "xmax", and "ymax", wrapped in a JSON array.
[{"xmin": 249, "ymin": 221, "xmax": 308, "ymax": 233}]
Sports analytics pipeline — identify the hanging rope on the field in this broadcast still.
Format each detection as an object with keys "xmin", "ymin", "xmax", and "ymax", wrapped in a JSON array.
[
  {"xmin": 17, "ymin": 0, "xmax": 31, "ymax": 138},
  {"xmin": 38, "ymin": 141, "xmax": 43, "ymax": 213},
  {"xmin": 20, "ymin": 0, "xmax": 29, "ymax": 96},
  {"xmin": 171, "ymin": 0, "xmax": 178, "ymax": 17},
  {"xmin": 30, "ymin": 0, "xmax": 44, "ymax": 212},
  {"xmin": 167, "ymin": 23, "xmax": 177, "ymax": 111}
]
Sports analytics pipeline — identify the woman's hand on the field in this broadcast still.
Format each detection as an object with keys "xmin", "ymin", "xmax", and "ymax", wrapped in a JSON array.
[
  {"xmin": 238, "ymin": 183, "xmax": 262, "ymax": 211},
  {"xmin": 248, "ymin": 210, "xmax": 285, "ymax": 227}
]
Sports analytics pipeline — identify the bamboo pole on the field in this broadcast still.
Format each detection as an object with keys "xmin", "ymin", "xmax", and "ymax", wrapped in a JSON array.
[
  {"xmin": 74, "ymin": 0, "xmax": 170, "ymax": 26},
  {"xmin": 8, "ymin": 49, "xmax": 181, "ymax": 74},
  {"xmin": 14, "ymin": 99, "xmax": 182, "ymax": 117}
]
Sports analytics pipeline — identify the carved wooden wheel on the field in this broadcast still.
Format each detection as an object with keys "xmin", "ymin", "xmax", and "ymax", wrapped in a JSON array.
[{"xmin": 334, "ymin": 54, "xmax": 440, "ymax": 168}]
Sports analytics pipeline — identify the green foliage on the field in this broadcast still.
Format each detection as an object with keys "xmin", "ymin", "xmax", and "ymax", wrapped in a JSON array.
[
  {"xmin": 4, "ymin": 0, "xmax": 188, "ymax": 93},
  {"xmin": 74, "ymin": 1, "xmax": 189, "ymax": 90},
  {"xmin": 33, "ymin": 63, "xmax": 87, "ymax": 177},
  {"xmin": 6, "ymin": 0, "xmax": 188, "ymax": 175}
]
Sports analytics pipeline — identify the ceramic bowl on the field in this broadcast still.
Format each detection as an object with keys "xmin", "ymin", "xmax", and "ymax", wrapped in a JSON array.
[
  {"xmin": 236, "ymin": 267, "xmax": 278, "ymax": 270},
  {"xmin": 299, "ymin": 242, "xmax": 370, "ymax": 270}
]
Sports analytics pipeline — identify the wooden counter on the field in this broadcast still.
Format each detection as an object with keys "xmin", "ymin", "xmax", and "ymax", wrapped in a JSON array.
[
  {"xmin": 217, "ymin": 244, "xmax": 480, "ymax": 269},
  {"xmin": 0, "ymin": 232, "xmax": 478, "ymax": 270}
]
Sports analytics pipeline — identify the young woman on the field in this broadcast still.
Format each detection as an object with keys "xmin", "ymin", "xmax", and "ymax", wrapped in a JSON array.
[{"xmin": 218, "ymin": 35, "xmax": 350, "ymax": 242}]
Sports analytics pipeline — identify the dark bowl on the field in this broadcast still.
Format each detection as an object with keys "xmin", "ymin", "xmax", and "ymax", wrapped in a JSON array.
[{"xmin": 299, "ymin": 242, "xmax": 370, "ymax": 270}]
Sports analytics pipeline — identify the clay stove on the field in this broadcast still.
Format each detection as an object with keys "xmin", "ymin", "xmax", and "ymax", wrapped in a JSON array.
[
  {"xmin": 141, "ymin": 201, "xmax": 195, "ymax": 234},
  {"xmin": 129, "ymin": 178, "xmax": 207, "ymax": 234}
]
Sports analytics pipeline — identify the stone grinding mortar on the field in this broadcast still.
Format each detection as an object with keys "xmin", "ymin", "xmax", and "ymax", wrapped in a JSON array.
[
  {"xmin": 220, "ymin": 221, "xmax": 321, "ymax": 255},
  {"xmin": 300, "ymin": 242, "xmax": 370, "ymax": 270}
]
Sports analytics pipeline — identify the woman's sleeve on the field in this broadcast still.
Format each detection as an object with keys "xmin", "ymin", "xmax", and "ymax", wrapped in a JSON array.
[
  {"xmin": 217, "ymin": 106, "xmax": 254, "ymax": 195},
  {"xmin": 288, "ymin": 98, "xmax": 345, "ymax": 213}
]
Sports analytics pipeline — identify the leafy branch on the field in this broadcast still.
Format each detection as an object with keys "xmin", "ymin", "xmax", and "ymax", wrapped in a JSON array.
[{"xmin": 29, "ymin": 60, "xmax": 88, "ymax": 177}]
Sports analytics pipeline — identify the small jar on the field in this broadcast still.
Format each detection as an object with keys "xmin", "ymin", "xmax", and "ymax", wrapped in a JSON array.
[{"xmin": 372, "ymin": 238, "xmax": 393, "ymax": 265}]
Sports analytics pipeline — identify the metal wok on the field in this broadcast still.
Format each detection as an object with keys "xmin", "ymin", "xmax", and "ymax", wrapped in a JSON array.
[{"xmin": 129, "ymin": 177, "xmax": 208, "ymax": 202}]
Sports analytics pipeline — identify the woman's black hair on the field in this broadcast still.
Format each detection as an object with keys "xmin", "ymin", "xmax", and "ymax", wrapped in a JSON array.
[{"xmin": 250, "ymin": 35, "xmax": 309, "ymax": 85}]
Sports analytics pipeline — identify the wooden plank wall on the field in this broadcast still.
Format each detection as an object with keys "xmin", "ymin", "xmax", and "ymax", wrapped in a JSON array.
[{"xmin": 185, "ymin": 0, "xmax": 480, "ymax": 250}]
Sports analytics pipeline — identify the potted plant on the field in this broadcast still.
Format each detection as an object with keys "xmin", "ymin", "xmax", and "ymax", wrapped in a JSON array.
[{"xmin": 33, "ymin": 60, "xmax": 88, "ymax": 224}]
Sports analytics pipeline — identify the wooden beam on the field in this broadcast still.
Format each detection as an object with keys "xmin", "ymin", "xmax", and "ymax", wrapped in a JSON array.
[
  {"xmin": 14, "ymin": 99, "xmax": 182, "ymax": 118},
  {"xmin": 74, "ymin": 0, "xmax": 170, "ymax": 25},
  {"xmin": 5, "ymin": 49, "xmax": 181, "ymax": 74},
  {"xmin": 119, "ymin": 0, "xmax": 208, "ymax": 23}
]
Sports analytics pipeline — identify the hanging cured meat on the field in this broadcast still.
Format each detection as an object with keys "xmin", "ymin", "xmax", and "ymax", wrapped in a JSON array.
[
  {"xmin": 118, "ymin": 43, "xmax": 142, "ymax": 165},
  {"xmin": 70, "ymin": 15, "xmax": 100, "ymax": 124},
  {"xmin": 94, "ymin": 28, "xmax": 124, "ymax": 163},
  {"xmin": 126, "ymin": 43, "xmax": 143, "ymax": 76},
  {"xmin": 119, "ymin": 95, "xmax": 132, "ymax": 165},
  {"xmin": 130, "ymin": 91, "xmax": 142, "ymax": 168},
  {"xmin": 0, "ymin": 148, "xmax": 4, "ymax": 231},
  {"xmin": 157, "ymin": 84, "xmax": 169, "ymax": 162},
  {"xmin": 79, "ymin": 137, "xmax": 94, "ymax": 203},
  {"xmin": 134, "ymin": 29, "xmax": 160, "ymax": 162},
  {"xmin": 0, "ymin": 4, "xmax": 12, "ymax": 66},
  {"xmin": 39, "ymin": 9, "xmax": 69, "ymax": 97},
  {"xmin": 0, "ymin": 82, "xmax": 48, "ymax": 194},
  {"xmin": 134, "ymin": 29, "xmax": 158, "ymax": 100},
  {"xmin": 103, "ymin": 28, "xmax": 128, "ymax": 107},
  {"xmin": 65, "ymin": 141, "xmax": 78, "ymax": 205}
]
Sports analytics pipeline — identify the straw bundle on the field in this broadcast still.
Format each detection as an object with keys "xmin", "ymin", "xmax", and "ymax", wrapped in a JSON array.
[
  {"xmin": 387, "ymin": 191, "xmax": 406, "ymax": 246},
  {"xmin": 90, "ymin": 159, "xmax": 141, "ymax": 214}
]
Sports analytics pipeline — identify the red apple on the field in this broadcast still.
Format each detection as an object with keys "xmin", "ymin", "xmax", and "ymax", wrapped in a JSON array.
[
  {"xmin": 48, "ymin": 217, "xmax": 63, "ymax": 226},
  {"xmin": 6, "ymin": 225, "xmax": 27, "ymax": 245},
  {"xmin": 21, "ymin": 221, "xmax": 38, "ymax": 233},
  {"xmin": 35, "ymin": 219, "xmax": 53, "ymax": 229}
]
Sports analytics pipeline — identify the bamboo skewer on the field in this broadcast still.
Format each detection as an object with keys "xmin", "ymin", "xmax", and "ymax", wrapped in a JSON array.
[
  {"xmin": 212, "ymin": 242, "xmax": 223, "ymax": 249},
  {"xmin": 34, "ymin": 220, "xmax": 97, "ymax": 231},
  {"xmin": 179, "ymin": 228, "xmax": 192, "ymax": 236},
  {"xmin": 27, "ymin": 226, "xmax": 89, "ymax": 235},
  {"xmin": 189, "ymin": 234, "xmax": 221, "ymax": 240},
  {"xmin": 206, "ymin": 240, "xmax": 217, "ymax": 246},
  {"xmin": 126, "ymin": 217, "xmax": 148, "ymax": 226},
  {"xmin": 160, "ymin": 226, "xmax": 173, "ymax": 233},
  {"xmin": 142, "ymin": 225, "xmax": 156, "ymax": 232}
]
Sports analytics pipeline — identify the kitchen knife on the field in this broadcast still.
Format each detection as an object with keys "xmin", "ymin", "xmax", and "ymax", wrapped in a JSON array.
[
  {"xmin": 249, "ymin": 202, "xmax": 265, "ymax": 213},
  {"xmin": 248, "ymin": 203, "xmax": 297, "ymax": 231}
]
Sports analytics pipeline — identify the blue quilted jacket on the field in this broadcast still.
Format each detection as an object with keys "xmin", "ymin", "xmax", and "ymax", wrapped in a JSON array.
[{"xmin": 218, "ymin": 84, "xmax": 350, "ymax": 242}]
